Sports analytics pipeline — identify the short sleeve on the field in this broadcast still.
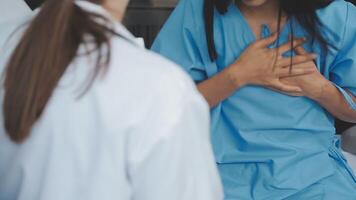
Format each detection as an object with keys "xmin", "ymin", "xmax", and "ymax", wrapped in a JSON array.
[
  {"xmin": 151, "ymin": 0, "xmax": 209, "ymax": 83},
  {"xmin": 329, "ymin": 2, "xmax": 356, "ymax": 110}
]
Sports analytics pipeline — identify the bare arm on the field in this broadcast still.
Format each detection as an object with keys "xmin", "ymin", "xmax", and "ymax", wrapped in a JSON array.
[
  {"xmin": 197, "ymin": 65, "xmax": 243, "ymax": 108},
  {"xmin": 311, "ymin": 80, "xmax": 356, "ymax": 123}
]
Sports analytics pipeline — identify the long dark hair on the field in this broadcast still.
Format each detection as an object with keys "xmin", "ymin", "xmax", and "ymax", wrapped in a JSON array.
[
  {"xmin": 3, "ymin": 0, "xmax": 118, "ymax": 143},
  {"xmin": 204, "ymin": 0, "xmax": 333, "ymax": 61}
]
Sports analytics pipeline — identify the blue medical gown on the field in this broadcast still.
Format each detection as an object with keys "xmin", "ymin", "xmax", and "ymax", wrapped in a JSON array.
[{"xmin": 152, "ymin": 0, "xmax": 356, "ymax": 199}]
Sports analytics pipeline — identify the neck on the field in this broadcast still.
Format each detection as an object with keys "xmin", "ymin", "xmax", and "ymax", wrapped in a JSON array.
[
  {"xmin": 102, "ymin": 1, "xmax": 127, "ymax": 22},
  {"xmin": 237, "ymin": 0, "xmax": 282, "ymax": 22}
]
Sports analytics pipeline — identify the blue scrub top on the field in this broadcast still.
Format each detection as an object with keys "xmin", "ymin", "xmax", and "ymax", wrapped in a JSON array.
[{"xmin": 152, "ymin": 0, "xmax": 356, "ymax": 199}]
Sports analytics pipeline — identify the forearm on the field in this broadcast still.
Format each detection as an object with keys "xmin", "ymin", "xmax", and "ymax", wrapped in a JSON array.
[
  {"xmin": 311, "ymin": 80, "xmax": 356, "ymax": 123},
  {"xmin": 197, "ymin": 65, "xmax": 245, "ymax": 108}
]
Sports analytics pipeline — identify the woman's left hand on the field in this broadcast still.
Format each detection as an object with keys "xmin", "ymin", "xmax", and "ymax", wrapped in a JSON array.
[{"xmin": 277, "ymin": 46, "xmax": 330, "ymax": 99}]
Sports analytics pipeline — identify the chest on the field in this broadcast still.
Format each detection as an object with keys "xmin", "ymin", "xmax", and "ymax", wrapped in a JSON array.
[{"xmin": 213, "ymin": 11, "xmax": 335, "ymax": 77}]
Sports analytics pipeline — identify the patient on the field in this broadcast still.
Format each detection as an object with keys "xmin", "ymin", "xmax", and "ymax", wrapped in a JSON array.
[{"xmin": 152, "ymin": 0, "xmax": 356, "ymax": 199}]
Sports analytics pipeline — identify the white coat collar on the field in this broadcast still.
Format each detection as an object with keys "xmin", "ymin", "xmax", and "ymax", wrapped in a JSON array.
[{"xmin": 75, "ymin": 0, "xmax": 144, "ymax": 48}]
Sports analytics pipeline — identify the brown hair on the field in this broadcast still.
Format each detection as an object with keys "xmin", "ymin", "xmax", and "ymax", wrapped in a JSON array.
[{"xmin": 3, "ymin": 0, "xmax": 117, "ymax": 143}]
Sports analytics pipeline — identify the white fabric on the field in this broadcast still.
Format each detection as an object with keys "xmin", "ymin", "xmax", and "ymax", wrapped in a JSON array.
[
  {"xmin": 343, "ymin": 151, "xmax": 356, "ymax": 173},
  {"xmin": 0, "ymin": 2, "xmax": 223, "ymax": 200},
  {"xmin": 0, "ymin": 0, "xmax": 32, "ymax": 24},
  {"xmin": 0, "ymin": 0, "xmax": 34, "ymax": 50}
]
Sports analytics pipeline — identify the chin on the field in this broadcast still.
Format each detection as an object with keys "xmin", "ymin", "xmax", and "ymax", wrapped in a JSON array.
[{"xmin": 241, "ymin": 0, "xmax": 269, "ymax": 7}]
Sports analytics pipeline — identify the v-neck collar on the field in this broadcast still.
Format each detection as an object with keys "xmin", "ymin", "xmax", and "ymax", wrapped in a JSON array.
[{"xmin": 229, "ymin": 2, "xmax": 291, "ymax": 44}]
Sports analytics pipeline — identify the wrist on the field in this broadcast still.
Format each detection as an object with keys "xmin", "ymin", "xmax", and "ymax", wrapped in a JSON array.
[
  {"xmin": 226, "ymin": 62, "xmax": 249, "ymax": 89},
  {"xmin": 308, "ymin": 78, "xmax": 331, "ymax": 101}
]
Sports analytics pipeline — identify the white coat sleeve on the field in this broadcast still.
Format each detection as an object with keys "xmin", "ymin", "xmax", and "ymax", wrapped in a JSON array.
[{"xmin": 127, "ymin": 80, "xmax": 224, "ymax": 200}]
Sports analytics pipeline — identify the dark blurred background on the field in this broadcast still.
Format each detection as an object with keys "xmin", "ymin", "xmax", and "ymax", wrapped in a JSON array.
[
  {"xmin": 24, "ymin": 0, "xmax": 43, "ymax": 10},
  {"xmin": 21, "ymin": 0, "xmax": 356, "ymax": 134}
]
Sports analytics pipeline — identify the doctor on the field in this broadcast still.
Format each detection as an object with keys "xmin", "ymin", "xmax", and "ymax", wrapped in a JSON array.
[{"xmin": 0, "ymin": 0, "xmax": 223, "ymax": 200}]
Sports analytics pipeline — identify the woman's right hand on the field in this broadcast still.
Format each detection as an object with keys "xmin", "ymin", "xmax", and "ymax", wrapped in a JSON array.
[{"xmin": 228, "ymin": 33, "xmax": 317, "ymax": 93}]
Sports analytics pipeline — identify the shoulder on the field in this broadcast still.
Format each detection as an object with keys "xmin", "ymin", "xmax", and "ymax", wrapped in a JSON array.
[
  {"xmin": 175, "ymin": 0, "xmax": 204, "ymax": 12},
  {"xmin": 168, "ymin": 0, "xmax": 205, "ymax": 29},
  {"xmin": 316, "ymin": 0, "xmax": 355, "ymax": 48},
  {"xmin": 0, "ymin": 17, "xmax": 30, "ymax": 49},
  {"xmin": 106, "ymin": 36, "xmax": 207, "ymax": 128},
  {"xmin": 0, "ymin": 12, "xmax": 36, "ymax": 60},
  {"xmin": 115, "ymin": 37, "xmax": 195, "ymax": 85},
  {"xmin": 109, "ymin": 36, "xmax": 201, "ymax": 104},
  {"xmin": 317, "ymin": 0, "xmax": 354, "ymax": 20},
  {"xmin": 0, "ymin": 16, "xmax": 33, "ymax": 74}
]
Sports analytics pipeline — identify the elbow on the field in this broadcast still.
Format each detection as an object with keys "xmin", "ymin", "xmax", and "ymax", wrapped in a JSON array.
[
  {"xmin": 337, "ymin": 109, "xmax": 356, "ymax": 123},
  {"xmin": 347, "ymin": 115, "xmax": 356, "ymax": 123},
  {"xmin": 338, "ymin": 91, "xmax": 356, "ymax": 123}
]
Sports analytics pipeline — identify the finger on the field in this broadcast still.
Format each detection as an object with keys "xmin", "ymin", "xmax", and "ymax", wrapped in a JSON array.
[
  {"xmin": 290, "ymin": 62, "xmax": 317, "ymax": 70},
  {"xmin": 269, "ymin": 87, "xmax": 304, "ymax": 97},
  {"xmin": 256, "ymin": 32, "xmax": 279, "ymax": 47},
  {"xmin": 276, "ymin": 62, "xmax": 316, "ymax": 77},
  {"xmin": 276, "ymin": 38, "xmax": 306, "ymax": 55},
  {"xmin": 295, "ymin": 45, "xmax": 308, "ymax": 55},
  {"xmin": 276, "ymin": 54, "xmax": 317, "ymax": 68},
  {"xmin": 271, "ymin": 80, "xmax": 303, "ymax": 93},
  {"xmin": 277, "ymin": 66, "xmax": 316, "ymax": 78}
]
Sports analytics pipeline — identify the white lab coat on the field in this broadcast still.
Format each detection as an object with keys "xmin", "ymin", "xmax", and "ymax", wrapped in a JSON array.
[
  {"xmin": 0, "ymin": 1, "xmax": 223, "ymax": 200},
  {"xmin": 0, "ymin": 0, "xmax": 32, "ymax": 24},
  {"xmin": 0, "ymin": 0, "xmax": 34, "ymax": 48}
]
